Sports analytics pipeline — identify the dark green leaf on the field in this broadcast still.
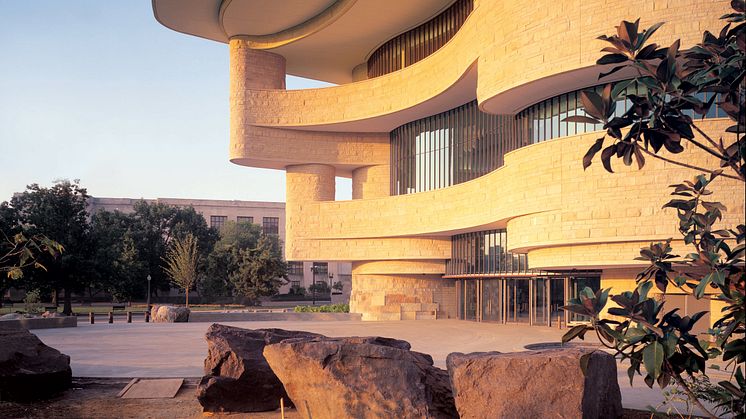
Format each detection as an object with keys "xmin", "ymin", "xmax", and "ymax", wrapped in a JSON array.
[{"xmin": 642, "ymin": 341, "xmax": 664, "ymax": 379}]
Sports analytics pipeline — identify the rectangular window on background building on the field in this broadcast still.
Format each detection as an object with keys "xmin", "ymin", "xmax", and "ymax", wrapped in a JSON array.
[
  {"xmin": 210, "ymin": 215, "xmax": 227, "ymax": 229},
  {"xmin": 262, "ymin": 217, "xmax": 279, "ymax": 235},
  {"xmin": 237, "ymin": 216, "xmax": 253, "ymax": 224}
]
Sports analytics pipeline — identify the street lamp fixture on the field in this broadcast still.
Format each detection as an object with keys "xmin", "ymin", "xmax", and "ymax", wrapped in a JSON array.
[{"xmin": 146, "ymin": 274, "xmax": 152, "ymax": 312}]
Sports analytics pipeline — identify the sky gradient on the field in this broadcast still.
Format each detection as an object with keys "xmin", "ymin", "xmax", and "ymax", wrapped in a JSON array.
[{"xmin": 0, "ymin": 1, "xmax": 348, "ymax": 203}]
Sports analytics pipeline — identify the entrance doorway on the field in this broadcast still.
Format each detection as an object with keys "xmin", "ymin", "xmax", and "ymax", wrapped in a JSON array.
[{"xmin": 457, "ymin": 275, "xmax": 600, "ymax": 326}]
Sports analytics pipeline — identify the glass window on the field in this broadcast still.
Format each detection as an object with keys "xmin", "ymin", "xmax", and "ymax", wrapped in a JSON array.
[
  {"xmin": 262, "ymin": 217, "xmax": 279, "ymax": 235},
  {"xmin": 210, "ymin": 216, "xmax": 227, "ymax": 229},
  {"xmin": 368, "ymin": 0, "xmax": 473, "ymax": 78},
  {"xmin": 236, "ymin": 216, "xmax": 253, "ymax": 224},
  {"xmin": 288, "ymin": 261, "xmax": 304, "ymax": 276}
]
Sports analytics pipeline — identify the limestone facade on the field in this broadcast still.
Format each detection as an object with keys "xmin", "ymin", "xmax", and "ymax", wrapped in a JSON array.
[{"xmin": 154, "ymin": 0, "xmax": 740, "ymax": 322}]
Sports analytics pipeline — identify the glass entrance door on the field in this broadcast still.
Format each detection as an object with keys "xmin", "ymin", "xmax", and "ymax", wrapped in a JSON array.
[
  {"xmin": 481, "ymin": 279, "xmax": 502, "ymax": 322},
  {"xmin": 506, "ymin": 279, "xmax": 530, "ymax": 323},
  {"xmin": 532, "ymin": 278, "xmax": 548, "ymax": 326}
]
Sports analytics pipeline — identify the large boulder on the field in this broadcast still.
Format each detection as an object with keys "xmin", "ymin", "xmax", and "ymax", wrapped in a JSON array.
[
  {"xmin": 263, "ymin": 336, "xmax": 458, "ymax": 419},
  {"xmin": 197, "ymin": 324, "xmax": 324, "ymax": 412},
  {"xmin": 0, "ymin": 329, "xmax": 72, "ymax": 401},
  {"xmin": 150, "ymin": 305, "xmax": 190, "ymax": 323},
  {"xmin": 447, "ymin": 349, "xmax": 622, "ymax": 419}
]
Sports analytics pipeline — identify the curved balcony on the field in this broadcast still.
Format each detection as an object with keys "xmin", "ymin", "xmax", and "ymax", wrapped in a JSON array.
[
  {"xmin": 234, "ymin": 0, "xmax": 727, "ymax": 131},
  {"xmin": 286, "ymin": 119, "xmax": 743, "ymax": 269}
]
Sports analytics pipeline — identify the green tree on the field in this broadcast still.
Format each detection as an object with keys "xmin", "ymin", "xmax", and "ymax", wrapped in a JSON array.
[
  {"xmin": 128, "ymin": 201, "xmax": 217, "ymax": 299},
  {"xmin": 562, "ymin": 5, "xmax": 744, "ymax": 417},
  {"xmin": 205, "ymin": 221, "xmax": 287, "ymax": 303},
  {"xmin": 162, "ymin": 233, "xmax": 199, "ymax": 307},
  {"xmin": 229, "ymin": 234, "xmax": 287, "ymax": 304},
  {"xmin": 204, "ymin": 221, "xmax": 263, "ymax": 299},
  {"xmin": 8, "ymin": 180, "xmax": 93, "ymax": 315},
  {"xmin": 89, "ymin": 210, "xmax": 146, "ymax": 302}
]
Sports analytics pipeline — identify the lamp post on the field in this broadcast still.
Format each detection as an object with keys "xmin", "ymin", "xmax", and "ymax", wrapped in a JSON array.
[
  {"xmin": 146, "ymin": 274, "xmax": 151, "ymax": 312},
  {"xmin": 310, "ymin": 265, "xmax": 317, "ymax": 306}
]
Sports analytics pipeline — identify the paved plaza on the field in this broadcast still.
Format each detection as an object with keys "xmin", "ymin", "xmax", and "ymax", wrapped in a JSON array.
[{"xmin": 31, "ymin": 319, "xmax": 712, "ymax": 413}]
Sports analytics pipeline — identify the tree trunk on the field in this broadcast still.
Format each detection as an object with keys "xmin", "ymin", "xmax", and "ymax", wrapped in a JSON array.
[
  {"xmin": 52, "ymin": 289, "xmax": 58, "ymax": 307},
  {"xmin": 185, "ymin": 289, "xmax": 189, "ymax": 308},
  {"xmin": 62, "ymin": 288, "xmax": 72, "ymax": 315}
]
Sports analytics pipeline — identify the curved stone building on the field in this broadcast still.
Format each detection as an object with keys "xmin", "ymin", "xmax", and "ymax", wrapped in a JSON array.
[{"xmin": 152, "ymin": 0, "xmax": 742, "ymax": 327}]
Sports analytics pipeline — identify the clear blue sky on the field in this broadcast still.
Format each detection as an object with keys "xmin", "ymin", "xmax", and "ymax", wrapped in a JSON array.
[{"xmin": 0, "ymin": 1, "xmax": 350, "ymax": 203}]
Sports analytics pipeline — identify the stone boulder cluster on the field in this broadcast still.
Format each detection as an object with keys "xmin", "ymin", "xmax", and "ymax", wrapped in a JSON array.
[{"xmin": 198, "ymin": 324, "xmax": 623, "ymax": 418}]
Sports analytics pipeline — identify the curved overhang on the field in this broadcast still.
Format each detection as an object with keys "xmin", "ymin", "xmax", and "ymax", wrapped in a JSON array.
[{"xmin": 152, "ymin": 0, "xmax": 455, "ymax": 84}]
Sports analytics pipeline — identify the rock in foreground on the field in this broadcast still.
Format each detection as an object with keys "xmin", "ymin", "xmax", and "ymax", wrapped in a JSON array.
[
  {"xmin": 264, "ymin": 336, "xmax": 457, "ymax": 419},
  {"xmin": 150, "ymin": 305, "xmax": 190, "ymax": 323},
  {"xmin": 447, "ymin": 349, "xmax": 622, "ymax": 419},
  {"xmin": 197, "ymin": 324, "xmax": 323, "ymax": 412},
  {"xmin": 0, "ymin": 329, "xmax": 72, "ymax": 401}
]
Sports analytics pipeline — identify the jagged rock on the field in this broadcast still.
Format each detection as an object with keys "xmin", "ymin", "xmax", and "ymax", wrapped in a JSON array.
[
  {"xmin": 197, "ymin": 324, "xmax": 324, "ymax": 412},
  {"xmin": 0, "ymin": 329, "xmax": 72, "ymax": 401},
  {"xmin": 447, "ymin": 349, "xmax": 622, "ymax": 419},
  {"xmin": 264, "ymin": 336, "xmax": 457, "ymax": 419},
  {"xmin": 150, "ymin": 305, "xmax": 190, "ymax": 323}
]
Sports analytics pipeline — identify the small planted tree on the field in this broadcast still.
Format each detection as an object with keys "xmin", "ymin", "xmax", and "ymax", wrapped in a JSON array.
[
  {"xmin": 561, "ymin": 3, "xmax": 744, "ymax": 417},
  {"xmin": 162, "ymin": 233, "xmax": 199, "ymax": 307}
]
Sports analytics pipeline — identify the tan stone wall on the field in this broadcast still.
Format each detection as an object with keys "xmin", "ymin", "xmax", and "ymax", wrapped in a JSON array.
[
  {"xmin": 352, "ymin": 164, "xmax": 390, "ymax": 199},
  {"xmin": 350, "ymin": 273, "xmax": 457, "ymax": 321},
  {"xmin": 601, "ymin": 268, "xmax": 720, "ymax": 331},
  {"xmin": 352, "ymin": 260, "xmax": 446, "ymax": 275},
  {"xmin": 228, "ymin": 0, "xmax": 728, "ymax": 130},
  {"xmin": 287, "ymin": 120, "xmax": 742, "ymax": 268},
  {"xmin": 223, "ymin": 1, "xmax": 737, "ymax": 322}
]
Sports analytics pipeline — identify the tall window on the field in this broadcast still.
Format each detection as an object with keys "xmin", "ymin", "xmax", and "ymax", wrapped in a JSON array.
[
  {"xmin": 262, "ymin": 217, "xmax": 279, "ymax": 235},
  {"xmin": 447, "ymin": 229, "xmax": 532, "ymax": 275},
  {"xmin": 390, "ymin": 100, "xmax": 516, "ymax": 195},
  {"xmin": 367, "ymin": 0, "xmax": 474, "ymax": 78},
  {"xmin": 288, "ymin": 261, "xmax": 304, "ymax": 276},
  {"xmin": 515, "ymin": 82, "xmax": 727, "ymax": 144},
  {"xmin": 312, "ymin": 262, "xmax": 328, "ymax": 275},
  {"xmin": 210, "ymin": 215, "xmax": 227, "ymax": 229},
  {"xmin": 236, "ymin": 216, "xmax": 253, "ymax": 224}
]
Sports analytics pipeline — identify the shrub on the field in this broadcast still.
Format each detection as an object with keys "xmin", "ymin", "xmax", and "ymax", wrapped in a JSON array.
[
  {"xmin": 293, "ymin": 303, "xmax": 349, "ymax": 313},
  {"xmin": 23, "ymin": 289, "xmax": 42, "ymax": 314}
]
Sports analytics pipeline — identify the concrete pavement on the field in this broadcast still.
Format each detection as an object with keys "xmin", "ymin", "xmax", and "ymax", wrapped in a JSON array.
[{"xmin": 31, "ymin": 319, "xmax": 712, "ymax": 414}]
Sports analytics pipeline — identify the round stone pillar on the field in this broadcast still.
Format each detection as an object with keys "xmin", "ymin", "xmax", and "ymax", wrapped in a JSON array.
[
  {"xmin": 229, "ymin": 37, "xmax": 286, "ymax": 162},
  {"xmin": 285, "ymin": 164, "xmax": 336, "ymax": 260},
  {"xmin": 229, "ymin": 37, "xmax": 286, "ymax": 90},
  {"xmin": 352, "ymin": 164, "xmax": 390, "ymax": 199}
]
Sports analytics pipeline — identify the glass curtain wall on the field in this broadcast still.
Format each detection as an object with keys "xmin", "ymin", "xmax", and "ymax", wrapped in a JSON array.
[
  {"xmin": 516, "ymin": 84, "xmax": 727, "ymax": 144},
  {"xmin": 367, "ymin": 0, "xmax": 474, "ymax": 78},
  {"xmin": 446, "ymin": 229, "xmax": 531, "ymax": 276},
  {"xmin": 390, "ymin": 102, "xmax": 517, "ymax": 195}
]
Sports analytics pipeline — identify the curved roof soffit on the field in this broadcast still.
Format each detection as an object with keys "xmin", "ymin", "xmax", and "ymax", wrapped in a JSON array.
[{"xmin": 219, "ymin": 0, "xmax": 357, "ymax": 49}]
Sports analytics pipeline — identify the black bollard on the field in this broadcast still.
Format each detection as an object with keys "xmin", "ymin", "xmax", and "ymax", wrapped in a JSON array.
[
  {"xmin": 127, "ymin": 311, "xmax": 132, "ymax": 323},
  {"xmin": 108, "ymin": 311, "xmax": 114, "ymax": 323},
  {"xmin": 144, "ymin": 311, "xmax": 150, "ymax": 323},
  {"xmin": 89, "ymin": 312, "xmax": 95, "ymax": 324}
]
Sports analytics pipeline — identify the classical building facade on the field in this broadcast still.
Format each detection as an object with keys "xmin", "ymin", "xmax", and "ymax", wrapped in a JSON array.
[
  {"xmin": 152, "ymin": 0, "xmax": 742, "ymax": 326},
  {"xmin": 89, "ymin": 197, "xmax": 351, "ymax": 296}
]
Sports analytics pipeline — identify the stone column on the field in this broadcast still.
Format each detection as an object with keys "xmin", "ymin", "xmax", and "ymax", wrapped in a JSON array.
[
  {"xmin": 229, "ymin": 37, "xmax": 286, "ymax": 90},
  {"xmin": 285, "ymin": 164, "xmax": 336, "ymax": 260},
  {"xmin": 229, "ymin": 37, "xmax": 286, "ymax": 159},
  {"xmin": 352, "ymin": 164, "xmax": 390, "ymax": 199}
]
